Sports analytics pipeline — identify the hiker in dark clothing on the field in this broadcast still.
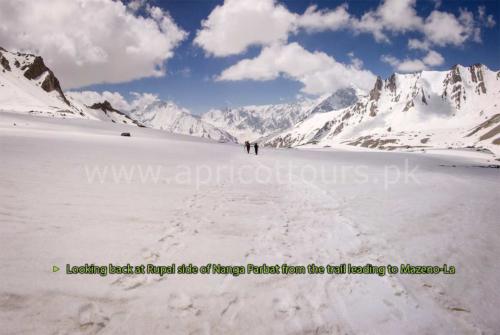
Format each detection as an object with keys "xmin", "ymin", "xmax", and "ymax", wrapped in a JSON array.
[
  {"xmin": 245, "ymin": 141, "xmax": 251, "ymax": 154},
  {"xmin": 254, "ymin": 142, "xmax": 259, "ymax": 155}
]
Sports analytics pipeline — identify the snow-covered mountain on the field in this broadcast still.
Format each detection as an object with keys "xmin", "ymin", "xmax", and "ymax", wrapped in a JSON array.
[
  {"xmin": 129, "ymin": 101, "xmax": 237, "ymax": 142},
  {"xmin": 85, "ymin": 100, "xmax": 143, "ymax": 126},
  {"xmin": 0, "ymin": 47, "xmax": 73, "ymax": 116},
  {"xmin": 201, "ymin": 88, "xmax": 361, "ymax": 143},
  {"xmin": 309, "ymin": 87, "xmax": 360, "ymax": 114},
  {"xmin": 0, "ymin": 47, "xmax": 235, "ymax": 141},
  {"xmin": 0, "ymin": 47, "xmax": 138, "ymax": 127},
  {"xmin": 264, "ymin": 64, "xmax": 500, "ymax": 156},
  {"xmin": 2, "ymin": 45, "xmax": 498, "ymax": 154}
]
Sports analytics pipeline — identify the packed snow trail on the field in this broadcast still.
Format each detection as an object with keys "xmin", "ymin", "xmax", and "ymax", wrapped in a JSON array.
[{"xmin": 1, "ymin": 113, "xmax": 499, "ymax": 334}]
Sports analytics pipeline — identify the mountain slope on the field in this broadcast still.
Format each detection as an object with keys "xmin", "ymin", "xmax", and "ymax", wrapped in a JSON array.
[
  {"xmin": 201, "ymin": 88, "xmax": 361, "ymax": 143},
  {"xmin": 0, "ymin": 47, "xmax": 73, "ymax": 116},
  {"xmin": 264, "ymin": 64, "xmax": 500, "ymax": 156},
  {"xmin": 129, "ymin": 101, "xmax": 237, "ymax": 142},
  {"xmin": 0, "ymin": 47, "xmax": 141, "ymax": 127},
  {"xmin": 85, "ymin": 100, "xmax": 143, "ymax": 126}
]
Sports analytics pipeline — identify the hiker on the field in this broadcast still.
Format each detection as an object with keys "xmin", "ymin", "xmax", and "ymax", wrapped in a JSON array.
[
  {"xmin": 254, "ymin": 142, "xmax": 259, "ymax": 155},
  {"xmin": 245, "ymin": 141, "xmax": 251, "ymax": 154}
]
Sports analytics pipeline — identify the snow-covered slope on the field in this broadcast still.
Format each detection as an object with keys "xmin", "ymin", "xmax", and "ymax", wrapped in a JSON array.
[
  {"xmin": 2, "ymin": 112, "xmax": 500, "ymax": 334},
  {"xmin": 84, "ymin": 101, "xmax": 142, "ymax": 126},
  {"xmin": 130, "ymin": 101, "xmax": 237, "ymax": 142},
  {"xmin": 0, "ymin": 47, "xmax": 141, "ymax": 127},
  {"xmin": 201, "ymin": 88, "xmax": 363, "ymax": 143},
  {"xmin": 0, "ymin": 47, "xmax": 73, "ymax": 116},
  {"xmin": 264, "ymin": 65, "xmax": 500, "ymax": 157}
]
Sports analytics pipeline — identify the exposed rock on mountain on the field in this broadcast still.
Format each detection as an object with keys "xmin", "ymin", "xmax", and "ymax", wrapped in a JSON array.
[
  {"xmin": 263, "ymin": 64, "xmax": 500, "ymax": 156},
  {"xmin": 0, "ymin": 47, "xmax": 73, "ymax": 114},
  {"xmin": 87, "ymin": 100, "xmax": 143, "ymax": 126}
]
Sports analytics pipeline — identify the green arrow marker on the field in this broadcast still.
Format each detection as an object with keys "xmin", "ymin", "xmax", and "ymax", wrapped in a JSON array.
[{"xmin": 53, "ymin": 265, "xmax": 60, "ymax": 273}]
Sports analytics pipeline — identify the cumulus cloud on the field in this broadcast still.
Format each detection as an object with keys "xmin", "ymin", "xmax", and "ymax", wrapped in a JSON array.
[
  {"xmin": 298, "ymin": 4, "xmax": 351, "ymax": 32},
  {"xmin": 381, "ymin": 50, "xmax": 444, "ymax": 72},
  {"xmin": 422, "ymin": 50, "xmax": 444, "ymax": 66},
  {"xmin": 408, "ymin": 39, "xmax": 430, "ymax": 51},
  {"xmin": 196, "ymin": 0, "xmax": 495, "ymax": 95},
  {"xmin": 0, "ymin": 0, "xmax": 187, "ymax": 89},
  {"xmin": 422, "ymin": 9, "xmax": 476, "ymax": 46},
  {"xmin": 351, "ymin": 0, "xmax": 423, "ymax": 41},
  {"xmin": 217, "ymin": 43, "xmax": 376, "ymax": 95},
  {"xmin": 344, "ymin": 0, "xmax": 485, "ymax": 49},
  {"xmin": 67, "ymin": 91, "xmax": 159, "ymax": 112},
  {"xmin": 195, "ymin": 0, "xmax": 493, "ymax": 57},
  {"xmin": 193, "ymin": 0, "xmax": 297, "ymax": 57}
]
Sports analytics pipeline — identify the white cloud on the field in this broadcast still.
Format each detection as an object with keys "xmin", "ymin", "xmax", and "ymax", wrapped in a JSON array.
[
  {"xmin": 348, "ymin": 52, "xmax": 364, "ymax": 70},
  {"xmin": 350, "ymin": 0, "xmax": 485, "ymax": 48},
  {"xmin": 358, "ymin": 0, "xmax": 422, "ymax": 33},
  {"xmin": 380, "ymin": 55, "xmax": 400, "ymax": 68},
  {"xmin": 67, "ymin": 91, "xmax": 131, "ymax": 111},
  {"xmin": 196, "ymin": 0, "xmax": 494, "ymax": 57},
  {"xmin": 381, "ymin": 50, "xmax": 444, "ymax": 72},
  {"xmin": 0, "ymin": 0, "xmax": 187, "ymax": 89},
  {"xmin": 298, "ymin": 4, "xmax": 351, "ymax": 32},
  {"xmin": 296, "ymin": 0, "xmax": 423, "ymax": 43},
  {"xmin": 128, "ymin": 92, "xmax": 160, "ymax": 111},
  {"xmin": 193, "ymin": 0, "xmax": 297, "ymax": 57},
  {"xmin": 127, "ymin": 0, "xmax": 146, "ymax": 12},
  {"xmin": 194, "ymin": 0, "xmax": 494, "ymax": 97},
  {"xmin": 217, "ymin": 43, "xmax": 376, "ymax": 95},
  {"xmin": 422, "ymin": 50, "xmax": 444, "ymax": 66},
  {"xmin": 422, "ymin": 9, "xmax": 476, "ymax": 46},
  {"xmin": 381, "ymin": 54, "xmax": 426, "ymax": 72},
  {"xmin": 351, "ymin": 11, "xmax": 390, "ymax": 43},
  {"xmin": 478, "ymin": 6, "xmax": 496, "ymax": 28},
  {"xmin": 67, "ymin": 91, "xmax": 159, "ymax": 112},
  {"xmin": 408, "ymin": 39, "xmax": 430, "ymax": 51}
]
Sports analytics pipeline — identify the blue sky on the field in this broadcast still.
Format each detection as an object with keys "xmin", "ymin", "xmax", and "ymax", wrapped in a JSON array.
[{"xmin": 78, "ymin": 0, "xmax": 500, "ymax": 114}]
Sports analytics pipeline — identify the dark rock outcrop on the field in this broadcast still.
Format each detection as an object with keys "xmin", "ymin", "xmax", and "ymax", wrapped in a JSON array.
[
  {"xmin": 449, "ymin": 65, "xmax": 462, "ymax": 84},
  {"xmin": 386, "ymin": 74, "xmax": 397, "ymax": 93},
  {"xmin": 0, "ymin": 52, "xmax": 11, "ymax": 71},
  {"xmin": 90, "ymin": 100, "xmax": 145, "ymax": 127},
  {"xmin": 90, "ymin": 100, "xmax": 117, "ymax": 114},
  {"xmin": 369, "ymin": 76, "xmax": 383, "ymax": 101},
  {"xmin": 470, "ymin": 64, "xmax": 486, "ymax": 94},
  {"xmin": 442, "ymin": 65, "xmax": 465, "ymax": 109},
  {"xmin": 402, "ymin": 100, "xmax": 414, "ymax": 112},
  {"xmin": 421, "ymin": 88, "xmax": 427, "ymax": 104},
  {"xmin": 23, "ymin": 56, "xmax": 48, "ymax": 79},
  {"xmin": 23, "ymin": 56, "xmax": 70, "ymax": 105}
]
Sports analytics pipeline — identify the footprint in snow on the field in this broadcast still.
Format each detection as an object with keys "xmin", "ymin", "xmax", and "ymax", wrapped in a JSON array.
[{"xmin": 77, "ymin": 302, "xmax": 109, "ymax": 333}]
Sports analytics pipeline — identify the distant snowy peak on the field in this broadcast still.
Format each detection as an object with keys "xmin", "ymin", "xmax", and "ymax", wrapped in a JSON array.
[
  {"xmin": 201, "ymin": 99, "xmax": 320, "ymax": 142},
  {"xmin": 264, "ymin": 64, "xmax": 500, "ymax": 157},
  {"xmin": 310, "ymin": 87, "xmax": 360, "ymax": 114},
  {"xmin": 130, "ymin": 101, "xmax": 237, "ymax": 143},
  {"xmin": 201, "ymin": 89, "xmax": 364, "ymax": 143}
]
